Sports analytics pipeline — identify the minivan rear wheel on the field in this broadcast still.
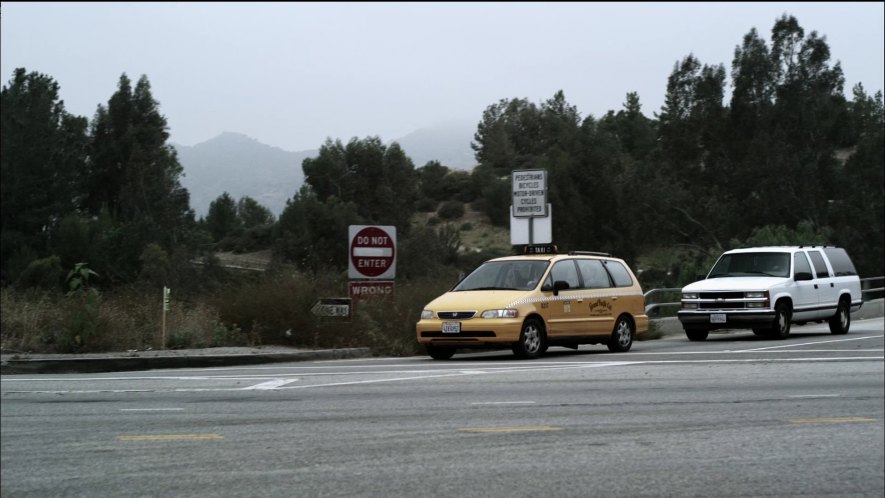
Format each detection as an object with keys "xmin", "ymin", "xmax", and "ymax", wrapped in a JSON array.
[{"xmin": 607, "ymin": 316, "xmax": 634, "ymax": 352}]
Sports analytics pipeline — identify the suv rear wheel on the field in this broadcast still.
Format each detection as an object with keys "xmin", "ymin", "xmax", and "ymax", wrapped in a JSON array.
[{"xmin": 828, "ymin": 298, "xmax": 850, "ymax": 335}]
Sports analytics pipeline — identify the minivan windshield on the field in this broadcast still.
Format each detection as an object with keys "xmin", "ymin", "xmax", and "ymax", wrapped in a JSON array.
[
  {"xmin": 453, "ymin": 260, "xmax": 550, "ymax": 291},
  {"xmin": 708, "ymin": 252, "xmax": 791, "ymax": 278}
]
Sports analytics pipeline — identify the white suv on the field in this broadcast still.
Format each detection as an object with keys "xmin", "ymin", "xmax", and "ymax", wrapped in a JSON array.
[{"xmin": 678, "ymin": 246, "xmax": 863, "ymax": 340}]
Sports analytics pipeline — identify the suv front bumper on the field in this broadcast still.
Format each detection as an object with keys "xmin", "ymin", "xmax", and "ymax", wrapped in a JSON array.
[{"xmin": 677, "ymin": 310, "xmax": 776, "ymax": 329}]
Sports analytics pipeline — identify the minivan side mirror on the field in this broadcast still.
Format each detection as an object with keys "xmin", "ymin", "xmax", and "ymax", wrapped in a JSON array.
[
  {"xmin": 794, "ymin": 271, "xmax": 813, "ymax": 281},
  {"xmin": 551, "ymin": 280, "xmax": 570, "ymax": 296}
]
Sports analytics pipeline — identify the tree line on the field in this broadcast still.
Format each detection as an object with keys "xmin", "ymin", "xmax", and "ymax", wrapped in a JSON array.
[{"xmin": 2, "ymin": 14, "xmax": 882, "ymax": 296}]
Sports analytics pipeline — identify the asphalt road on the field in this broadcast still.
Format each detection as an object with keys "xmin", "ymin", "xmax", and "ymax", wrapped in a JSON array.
[{"xmin": 2, "ymin": 318, "xmax": 883, "ymax": 497}]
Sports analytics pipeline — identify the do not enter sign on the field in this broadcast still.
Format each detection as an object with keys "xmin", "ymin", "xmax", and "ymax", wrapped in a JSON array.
[{"xmin": 348, "ymin": 225, "xmax": 396, "ymax": 279}]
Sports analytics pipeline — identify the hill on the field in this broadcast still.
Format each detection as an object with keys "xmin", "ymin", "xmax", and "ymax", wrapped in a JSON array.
[{"xmin": 173, "ymin": 132, "xmax": 314, "ymax": 218}]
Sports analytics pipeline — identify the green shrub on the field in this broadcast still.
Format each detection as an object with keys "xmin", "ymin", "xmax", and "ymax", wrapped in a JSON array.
[
  {"xmin": 437, "ymin": 200, "xmax": 465, "ymax": 220},
  {"xmin": 15, "ymin": 255, "xmax": 64, "ymax": 291},
  {"xmin": 415, "ymin": 198, "xmax": 439, "ymax": 212}
]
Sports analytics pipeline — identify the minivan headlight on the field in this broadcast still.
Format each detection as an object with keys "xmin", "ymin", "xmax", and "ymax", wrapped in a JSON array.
[
  {"xmin": 481, "ymin": 309, "xmax": 518, "ymax": 319},
  {"xmin": 421, "ymin": 310, "xmax": 434, "ymax": 320}
]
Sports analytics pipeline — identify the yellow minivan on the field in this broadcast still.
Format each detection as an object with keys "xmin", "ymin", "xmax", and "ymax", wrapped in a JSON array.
[{"xmin": 416, "ymin": 248, "xmax": 649, "ymax": 360}]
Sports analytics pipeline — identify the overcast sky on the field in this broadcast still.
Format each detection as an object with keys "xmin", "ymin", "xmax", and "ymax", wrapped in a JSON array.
[{"xmin": 2, "ymin": 2, "xmax": 883, "ymax": 152}]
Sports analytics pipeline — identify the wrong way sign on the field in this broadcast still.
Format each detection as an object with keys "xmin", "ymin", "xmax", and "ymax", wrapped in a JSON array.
[{"xmin": 348, "ymin": 225, "xmax": 396, "ymax": 279}]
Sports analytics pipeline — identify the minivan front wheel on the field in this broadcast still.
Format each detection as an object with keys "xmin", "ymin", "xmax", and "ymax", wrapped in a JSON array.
[
  {"xmin": 512, "ymin": 317, "xmax": 546, "ymax": 359},
  {"xmin": 426, "ymin": 344, "xmax": 455, "ymax": 360}
]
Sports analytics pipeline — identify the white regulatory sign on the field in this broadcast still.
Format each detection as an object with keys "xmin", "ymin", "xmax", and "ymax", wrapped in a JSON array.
[{"xmin": 512, "ymin": 169, "xmax": 548, "ymax": 218}]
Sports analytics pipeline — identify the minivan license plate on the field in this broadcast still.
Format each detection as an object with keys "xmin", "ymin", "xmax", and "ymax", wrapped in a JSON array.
[
  {"xmin": 442, "ymin": 322, "xmax": 461, "ymax": 334},
  {"xmin": 710, "ymin": 314, "xmax": 726, "ymax": 324}
]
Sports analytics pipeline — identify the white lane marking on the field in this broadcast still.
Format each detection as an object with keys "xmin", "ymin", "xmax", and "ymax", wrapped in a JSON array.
[
  {"xmin": 120, "ymin": 408, "xmax": 184, "ymax": 411},
  {"xmin": 2, "ymin": 357, "xmax": 881, "ymax": 395},
  {"xmin": 242, "ymin": 378, "xmax": 299, "ymax": 390},
  {"xmin": 788, "ymin": 394, "xmax": 841, "ymax": 398},
  {"xmin": 471, "ymin": 401, "xmax": 536, "ymax": 405},
  {"xmin": 734, "ymin": 335, "xmax": 884, "ymax": 352}
]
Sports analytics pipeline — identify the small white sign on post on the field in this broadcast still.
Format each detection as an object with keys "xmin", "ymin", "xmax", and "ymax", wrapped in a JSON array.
[
  {"xmin": 511, "ymin": 204, "xmax": 553, "ymax": 245},
  {"xmin": 511, "ymin": 169, "xmax": 548, "ymax": 218}
]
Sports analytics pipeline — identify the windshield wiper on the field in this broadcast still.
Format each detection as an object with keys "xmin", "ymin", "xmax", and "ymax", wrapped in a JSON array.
[{"xmin": 463, "ymin": 286, "xmax": 517, "ymax": 291}]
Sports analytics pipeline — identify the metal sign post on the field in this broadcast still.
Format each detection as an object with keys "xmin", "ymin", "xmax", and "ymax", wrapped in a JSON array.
[{"xmin": 161, "ymin": 286, "xmax": 170, "ymax": 349}]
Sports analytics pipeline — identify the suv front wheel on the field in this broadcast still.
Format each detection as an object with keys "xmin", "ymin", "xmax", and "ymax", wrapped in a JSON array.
[
  {"xmin": 685, "ymin": 328, "xmax": 709, "ymax": 341},
  {"xmin": 768, "ymin": 301, "xmax": 792, "ymax": 339}
]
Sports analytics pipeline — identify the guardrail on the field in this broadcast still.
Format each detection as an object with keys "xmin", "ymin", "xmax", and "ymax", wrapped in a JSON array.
[
  {"xmin": 643, "ymin": 276, "xmax": 885, "ymax": 316},
  {"xmin": 861, "ymin": 276, "xmax": 884, "ymax": 300}
]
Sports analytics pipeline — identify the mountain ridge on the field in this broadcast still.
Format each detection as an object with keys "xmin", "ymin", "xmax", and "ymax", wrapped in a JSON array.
[{"xmin": 173, "ymin": 122, "xmax": 477, "ymax": 218}]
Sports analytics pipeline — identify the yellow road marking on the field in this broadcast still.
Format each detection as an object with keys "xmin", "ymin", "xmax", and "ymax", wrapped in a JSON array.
[
  {"xmin": 117, "ymin": 434, "xmax": 224, "ymax": 441},
  {"xmin": 459, "ymin": 426, "xmax": 561, "ymax": 433},
  {"xmin": 787, "ymin": 417, "xmax": 876, "ymax": 424}
]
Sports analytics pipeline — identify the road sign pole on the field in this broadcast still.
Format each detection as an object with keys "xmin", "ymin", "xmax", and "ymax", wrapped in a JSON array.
[{"xmin": 161, "ymin": 286, "xmax": 167, "ymax": 350}]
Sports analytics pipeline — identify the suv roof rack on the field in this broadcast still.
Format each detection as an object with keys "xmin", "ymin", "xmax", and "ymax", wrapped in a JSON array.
[{"xmin": 568, "ymin": 251, "xmax": 612, "ymax": 257}]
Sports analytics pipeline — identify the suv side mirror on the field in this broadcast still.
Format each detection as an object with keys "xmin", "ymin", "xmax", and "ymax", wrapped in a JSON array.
[{"xmin": 794, "ymin": 271, "xmax": 813, "ymax": 281}]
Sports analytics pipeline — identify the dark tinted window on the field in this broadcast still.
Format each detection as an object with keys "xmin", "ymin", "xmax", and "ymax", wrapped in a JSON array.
[
  {"xmin": 603, "ymin": 260, "xmax": 634, "ymax": 287},
  {"xmin": 793, "ymin": 252, "xmax": 812, "ymax": 277},
  {"xmin": 807, "ymin": 250, "xmax": 830, "ymax": 279},
  {"xmin": 823, "ymin": 248, "xmax": 857, "ymax": 276}
]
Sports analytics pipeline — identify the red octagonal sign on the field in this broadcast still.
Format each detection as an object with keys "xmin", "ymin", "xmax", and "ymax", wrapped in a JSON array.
[{"xmin": 348, "ymin": 225, "xmax": 396, "ymax": 279}]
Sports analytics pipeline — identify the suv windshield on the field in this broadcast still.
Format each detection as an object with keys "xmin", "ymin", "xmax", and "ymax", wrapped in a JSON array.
[
  {"xmin": 708, "ymin": 252, "xmax": 791, "ymax": 278},
  {"xmin": 453, "ymin": 260, "xmax": 550, "ymax": 291}
]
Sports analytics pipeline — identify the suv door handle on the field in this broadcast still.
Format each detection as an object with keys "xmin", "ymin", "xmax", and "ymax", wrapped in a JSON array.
[
  {"xmin": 830, "ymin": 283, "xmax": 834, "ymax": 288},
  {"xmin": 814, "ymin": 284, "xmax": 818, "ymax": 289}
]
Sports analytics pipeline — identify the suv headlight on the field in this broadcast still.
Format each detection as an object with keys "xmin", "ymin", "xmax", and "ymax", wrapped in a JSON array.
[
  {"xmin": 682, "ymin": 293, "xmax": 698, "ymax": 300},
  {"xmin": 745, "ymin": 291, "xmax": 765, "ymax": 298},
  {"xmin": 480, "ymin": 309, "xmax": 518, "ymax": 319},
  {"xmin": 420, "ymin": 310, "xmax": 433, "ymax": 320}
]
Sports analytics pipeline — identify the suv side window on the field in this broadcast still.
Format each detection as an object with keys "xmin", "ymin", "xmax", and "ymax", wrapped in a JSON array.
[
  {"xmin": 807, "ymin": 250, "xmax": 830, "ymax": 279},
  {"xmin": 823, "ymin": 247, "xmax": 858, "ymax": 276},
  {"xmin": 603, "ymin": 260, "xmax": 634, "ymax": 287},
  {"xmin": 793, "ymin": 252, "xmax": 813, "ymax": 278},
  {"xmin": 576, "ymin": 259, "xmax": 612, "ymax": 288},
  {"xmin": 549, "ymin": 260, "xmax": 580, "ymax": 289}
]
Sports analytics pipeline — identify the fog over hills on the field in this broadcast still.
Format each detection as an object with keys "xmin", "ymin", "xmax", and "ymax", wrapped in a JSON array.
[{"xmin": 173, "ymin": 121, "xmax": 477, "ymax": 218}]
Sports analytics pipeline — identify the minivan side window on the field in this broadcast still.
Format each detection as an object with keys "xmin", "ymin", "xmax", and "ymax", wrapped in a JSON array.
[
  {"xmin": 793, "ymin": 252, "xmax": 812, "ymax": 278},
  {"xmin": 822, "ymin": 247, "xmax": 858, "ymax": 276},
  {"xmin": 549, "ymin": 260, "xmax": 580, "ymax": 289},
  {"xmin": 603, "ymin": 260, "xmax": 634, "ymax": 287},
  {"xmin": 807, "ymin": 251, "xmax": 830, "ymax": 279},
  {"xmin": 576, "ymin": 259, "xmax": 612, "ymax": 289}
]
